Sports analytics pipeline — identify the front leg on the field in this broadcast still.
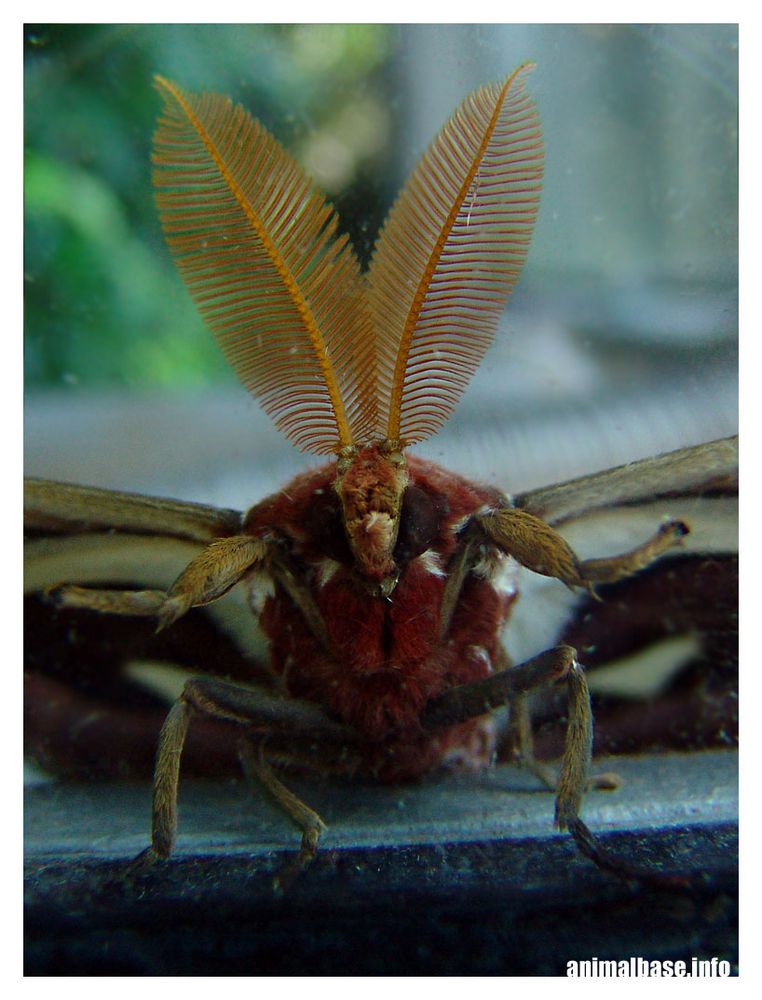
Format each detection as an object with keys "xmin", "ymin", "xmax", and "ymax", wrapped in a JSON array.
[
  {"xmin": 238, "ymin": 738, "xmax": 327, "ymax": 891},
  {"xmin": 477, "ymin": 506, "xmax": 688, "ymax": 592},
  {"xmin": 495, "ymin": 647, "xmax": 618, "ymax": 794},
  {"xmin": 422, "ymin": 645, "xmax": 592, "ymax": 830},
  {"xmin": 48, "ymin": 533, "xmax": 268, "ymax": 628},
  {"xmin": 422, "ymin": 648, "xmax": 685, "ymax": 885},
  {"xmin": 133, "ymin": 676, "xmax": 361, "ymax": 872}
]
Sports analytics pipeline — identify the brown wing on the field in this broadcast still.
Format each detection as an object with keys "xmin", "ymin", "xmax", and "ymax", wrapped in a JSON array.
[
  {"xmin": 510, "ymin": 436, "xmax": 737, "ymax": 758},
  {"xmin": 514, "ymin": 436, "xmax": 738, "ymax": 527},
  {"xmin": 24, "ymin": 478, "xmax": 263, "ymax": 780},
  {"xmin": 24, "ymin": 477, "xmax": 242, "ymax": 541}
]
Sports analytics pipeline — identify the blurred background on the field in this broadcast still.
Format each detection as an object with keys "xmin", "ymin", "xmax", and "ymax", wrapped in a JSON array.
[{"xmin": 24, "ymin": 24, "xmax": 738, "ymax": 507}]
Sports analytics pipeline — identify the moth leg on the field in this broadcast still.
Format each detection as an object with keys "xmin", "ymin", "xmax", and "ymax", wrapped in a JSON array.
[
  {"xmin": 496, "ymin": 647, "xmax": 557, "ymax": 790},
  {"xmin": 477, "ymin": 507, "xmax": 689, "ymax": 592},
  {"xmin": 497, "ymin": 648, "xmax": 618, "ymax": 791},
  {"xmin": 422, "ymin": 646, "xmax": 681, "ymax": 884},
  {"xmin": 132, "ymin": 676, "xmax": 356, "ymax": 875},
  {"xmin": 238, "ymin": 738, "xmax": 327, "ymax": 891},
  {"xmin": 49, "ymin": 533, "xmax": 268, "ymax": 629},
  {"xmin": 46, "ymin": 584, "xmax": 167, "ymax": 616},
  {"xmin": 506, "ymin": 684, "xmax": 620, "ymax": 792},
  {"xmin": 505, "ymin": 689, "xmax": 558, "ymax": 790},
  {"xmin": 422, "ymin": 645, "xmax": 592, "ymax": 831}
]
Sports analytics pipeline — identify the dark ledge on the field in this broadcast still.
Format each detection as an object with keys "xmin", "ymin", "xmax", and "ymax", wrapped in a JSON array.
[{"xmin": 25, "ymin": 749, "xmax": 737, "ymax": 975}]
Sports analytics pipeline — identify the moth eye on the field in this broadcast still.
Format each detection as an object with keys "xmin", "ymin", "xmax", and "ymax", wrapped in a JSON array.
[
  {"xmin": 394, "ymin": 486, "xmax": 443, "ymax": 564},
  {"xmin": 305, "ymin": 492, "xmax": 352, "ymax": 564}
]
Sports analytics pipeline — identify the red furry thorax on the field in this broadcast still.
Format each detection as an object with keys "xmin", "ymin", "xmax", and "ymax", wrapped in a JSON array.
[{"xmin": 245, "ymin": 453, "xmax": 518, "ymax": 778}]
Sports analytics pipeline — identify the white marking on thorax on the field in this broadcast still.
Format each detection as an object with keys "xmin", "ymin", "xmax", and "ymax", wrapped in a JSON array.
[
  {"xmin": 473, "ymin": 549, "xmax": 520, "ymax": 598},
  {"xmin": 417, "ymin": 548, "xmax": 447, "ymax": 577},
  {"xmin": 317, "ymin": 558, "xmax": 341, "ymax": 588},
  {"xmin": 468, "ymin": 644, "xmax": 493, "ymax": 672},
  {"xmin": 450, "ymin": 512, "xmax": 473, "ymax": 535},
  {"xmin": 246, "ymin": 568, "xmax": 276, "ymax": 615}
]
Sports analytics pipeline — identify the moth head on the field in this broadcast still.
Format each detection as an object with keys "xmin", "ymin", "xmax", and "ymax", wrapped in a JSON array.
[{"xmin": 334, "ymin": 442, "xmax": 408, "ymax": 596}]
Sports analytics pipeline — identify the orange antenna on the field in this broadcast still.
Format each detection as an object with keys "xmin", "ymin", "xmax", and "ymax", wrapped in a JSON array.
[
  {"xmin": 152, "ymin": 76, "xmax": 376, "ymax": 454},
  {"xmin": 367, "ymin": 64, "xmax": 543, "ymax": 445}
]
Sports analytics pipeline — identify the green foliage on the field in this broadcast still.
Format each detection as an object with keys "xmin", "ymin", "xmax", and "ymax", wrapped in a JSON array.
[{"xmin": 24, "ymin": 24, "xmax": 395, "ymax": 390}]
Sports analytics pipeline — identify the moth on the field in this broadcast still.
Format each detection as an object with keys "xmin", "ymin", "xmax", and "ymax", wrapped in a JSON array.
[{"xmin": 24, "ymin": 66, "xmax": 738, "ymax": 881}]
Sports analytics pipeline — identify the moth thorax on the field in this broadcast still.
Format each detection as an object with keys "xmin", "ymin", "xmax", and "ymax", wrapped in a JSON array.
[{"xmin": 334, "ymin": 442, "xmax": 408, "ymax": 593}]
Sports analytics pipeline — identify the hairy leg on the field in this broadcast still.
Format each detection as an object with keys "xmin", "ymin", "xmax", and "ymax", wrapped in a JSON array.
[
  {"xmin": 477, "ymin": 507, "xmax": 688, "ymax": 593},
  {"xmin": 131, "ymin": 676, "xmax": 359, "ymax": 872},
  {"xmin": 48, "ymin": 533, "xmax": 268, "ymax": 628}
]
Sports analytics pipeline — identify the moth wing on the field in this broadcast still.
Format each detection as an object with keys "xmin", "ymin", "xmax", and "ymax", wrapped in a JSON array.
[
  {"xmin": 24, "ymin": 477, "xmax": 242, "ymax": 541},
  {"xmin": 24, "ymin": 476, "xmax": 261, "ymax": 656},
  {"xmin": 507, "ymin": 436, "xmax": 737, "ymax": 755},
  {"xmin": 514, "ymin": 436, "xmax": 738, "ymax": 530},
  {"xmin": 24, "ymin": 479, "xmax": 271, "ymax": 778}
]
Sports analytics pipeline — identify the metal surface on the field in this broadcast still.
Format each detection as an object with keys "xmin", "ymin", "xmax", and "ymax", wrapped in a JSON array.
[
  {"xmin": 25, "ymin": 750, "xmax": 737, "ymax": 975},
  {"xmin": 26, "ymin": 750, "xmax": 737, "ymax": 859}
]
